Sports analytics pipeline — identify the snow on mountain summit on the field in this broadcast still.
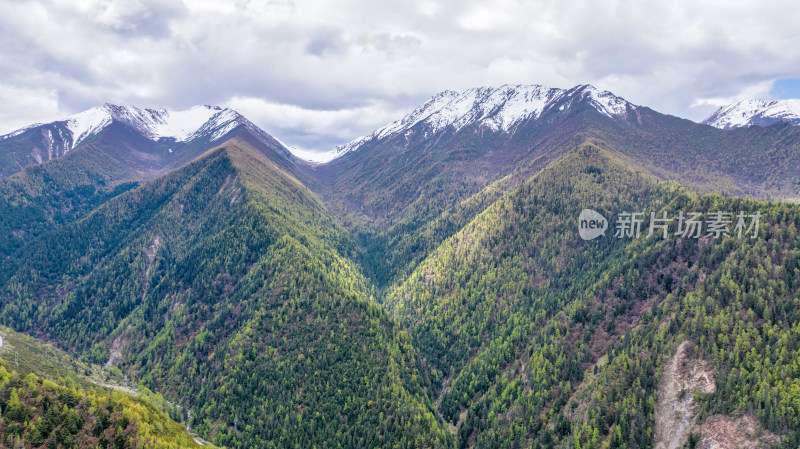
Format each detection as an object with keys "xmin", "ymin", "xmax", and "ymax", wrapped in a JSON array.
[
  {"xmin": 333, "ymin": 84, "xmax": 635, "ymax": 157},
  {"xmin": 70, "ymin": 104, "xmax": 239, "ymax": 147},
  {"xmin": 702, "ymin": 99, "xmax": 800, "ymax": 129},
  {"xmin": 64, "ymin": 107, "xmax": 114, "ymax": 147},
  {"xmin": 109, "ymin": 104, "xmax": 225, "ymax": 142},
  {"xmin": 1, "ymin": 104, "xmax": 246, "ymax": 150}
]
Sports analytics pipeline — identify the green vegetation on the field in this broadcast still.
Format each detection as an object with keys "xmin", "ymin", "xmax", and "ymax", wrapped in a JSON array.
[
  {"xmin": 0, "ymin": 145, "xmax": 139, "ymax": 258},
  {"xmin": 0, "ymin": 363, "xmax": 208, "ymax": 449},
  {"xmin": 0, "ymin": 139, "xmax": 453, "ymax": 448},
  {"xmin": 0, "ymin": 325, "xmax": 126, "ymax": 391},
  {"xmin": 385, "ymin": 143, "xmax": 800, "ymax": 448},
  {"xmin": 0, "ymin": 327, "xmax": 211, "ymax": 448},
  {"xmin": 2, "ymin": 106, "xmax": 800, "ymax": 449}
]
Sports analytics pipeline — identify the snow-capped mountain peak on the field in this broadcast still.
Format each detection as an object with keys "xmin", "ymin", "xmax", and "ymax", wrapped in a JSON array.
[
  {"xmin": 333, "ymin": 83, "xmax": 634, "ymax": 158},
  {"xmin": 64, "ymin": 106, "xmax": 114, "ymax": 147},
  {"xmin": 104, "ymin": 104, "xmax": 224, "ymax": 142},
  {"xmin": 0, "ymin": 104, "xmax": 247, "ymax": 150},
  {"xmin": 74, "ymin": 104, "xmax": 239, "ymax": 147},
  {"xmin": 574, "ymin": 84, "xmax": 631, "ymax": 118},
  {"xmin": 702, "ymin": 99, "xmax": 800, "ymax": 129},
  {"xmin": 0, "ymin": 103, "xmax": 302, "ymax": 179}
]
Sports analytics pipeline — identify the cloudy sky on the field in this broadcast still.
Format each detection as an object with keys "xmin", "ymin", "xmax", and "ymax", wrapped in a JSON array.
[{"xmin": 1, "ymin": 0, "xmax": 799, "ymax": 159}]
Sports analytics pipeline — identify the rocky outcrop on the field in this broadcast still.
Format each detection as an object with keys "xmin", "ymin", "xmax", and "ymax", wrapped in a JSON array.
[{"xmin": 653, "ymin": 341, "xmax": 716, "ymax": 449}]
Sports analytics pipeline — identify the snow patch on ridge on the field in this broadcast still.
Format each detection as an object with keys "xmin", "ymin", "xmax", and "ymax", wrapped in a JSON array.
[
  {"xmin": 200, "ymin": 109, "xmax": 243, "ymax": 141},
  {"xmin": 148, "ymin": 105, "xmax": 223, "ymax": 141},
  {"xmin": 289, "ymin": 147, "xmax": 340, "ymax": 163},
  {"xmin": 102, "ymin": 104, "xmax": 227, "ymax": 143},
  {"xmin": 0, "ymin": 122, "xmax": 45, "ymax": 140},
  {"xmin": 66, "ymin": 107, "xmax": 114, "ymax": 148},
  {"xmin": 583, "ymin": 85, "xmax": 630, "ymax": 117}
]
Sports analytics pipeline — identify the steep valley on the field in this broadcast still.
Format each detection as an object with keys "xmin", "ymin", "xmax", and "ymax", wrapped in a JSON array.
[{"xmin": 1, "ymin": 87, "xmax": 800, "ymax": 448}]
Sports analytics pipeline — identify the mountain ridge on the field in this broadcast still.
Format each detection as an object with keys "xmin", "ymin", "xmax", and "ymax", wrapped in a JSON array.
[
  {"xmin": 0, "ymin": 136, "xmax": 455, "ymax": 447},
  {"xmin": 0, "ymin": 104, "xmax": 239, "ymax": 149},
  {"xmin": 3, "ymin": 83, "xmax": 800, "ymax": 448},
  {"xmin": 0, "ymin": 102, "xmax": 306, "ymax": 180},
  {"xmin": 702, "ymin": 98, "xmax": 800, "ymax": 129},
  {"xmin": 332, "ymin": 83, "xmax": 638, "ymax": 158}
]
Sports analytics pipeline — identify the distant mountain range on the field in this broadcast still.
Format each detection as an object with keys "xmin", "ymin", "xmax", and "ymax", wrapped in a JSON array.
[
  {"xmin": 2, "ymin": 85, "xmax": 798, "ymax": 175},
  {"xmin": 1, "ymin": 104, "xmax": 240, "ymax": 151},
  {"xmin": 0, "ymin": 103, "xmax": 298, "ymax": 180},
  {"xmin": 702, "ymin": 98, "xmax": 800, "ymax": 129},
  {"xmin": 2, "ymin": 83, "xmax": 800, "ymax": 448}
]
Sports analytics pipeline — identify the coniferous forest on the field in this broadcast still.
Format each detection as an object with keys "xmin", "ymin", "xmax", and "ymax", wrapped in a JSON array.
[{"xmin": 1, "ymin": 89, "xmax": 800, "ymax": 449}]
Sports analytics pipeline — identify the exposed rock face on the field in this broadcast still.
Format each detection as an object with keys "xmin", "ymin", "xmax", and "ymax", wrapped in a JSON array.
[
  {"xmin": 105, "ymin": 334, "xmax": 124, "ymax": 368},
  {"xmin": 653, "ymin": 341, "xmax": 716, "ymax": 449},
  {"xmin": 653, "ymin": 342, "xmax": 781, "ymax": 449},
  {"xmin": 697, "ymin": 414, "xmax": 780, "ymax": 449}
]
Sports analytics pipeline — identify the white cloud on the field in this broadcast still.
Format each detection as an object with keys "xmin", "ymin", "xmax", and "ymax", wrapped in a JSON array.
[
  {"xmin": 0, "ymin": 0, "xmax": 799, "ymax": 156},
  {"xmin": 457, "ymin": 4, "xmax": 515, "ymax": 31},
  {"xmin": 0, "ymin": 84, "xmax": 61, "ymax": 134},
  {"xmin": 691, "ymin": 80, "xmax": 775, "ymax": 109},
  {"xmin": 224, "ymin": 95, "xmax": 410, "ymax": 154}
]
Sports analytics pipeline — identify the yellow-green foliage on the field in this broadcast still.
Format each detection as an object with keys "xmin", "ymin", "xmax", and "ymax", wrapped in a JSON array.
[{"xmin": 0, "ymin": 362, "xmax": 211, "ymax": 449}]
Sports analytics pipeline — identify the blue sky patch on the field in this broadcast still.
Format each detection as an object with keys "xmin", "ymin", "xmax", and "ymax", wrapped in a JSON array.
[{"xmin": 771, "ymin": 79, "xmax": 800, "ymax": 99}]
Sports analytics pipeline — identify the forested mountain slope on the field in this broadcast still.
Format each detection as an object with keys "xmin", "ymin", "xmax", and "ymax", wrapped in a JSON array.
[
  {"xmin": 0, "ymin": 138, "xmax": 452, "ymax": 448},
  {"xmin": 385, "ymin": 142, "xmax": 800, "ymax": 448},
  {"xmin": 0, "ymin": 326, "xmax": 211, "ymax": 448},
  {"xmin": 1, "ymin": 86, "xmax": 800, "ymax": 449},
  {"xmin": 318, "ymin": 86, "xmax": 800, "ymax": 287},
  {"xmin": 0, "ymin": 123, "xmax": 311, "ymax": 264},
  {"xmin": 0, "ymin": 363, "xmax": 208, "ymax": 449}
]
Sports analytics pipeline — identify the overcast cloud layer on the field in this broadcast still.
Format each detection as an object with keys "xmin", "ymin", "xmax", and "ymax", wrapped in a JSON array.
[{"xmin": 1, "ymin": 0, "xmax": 799, "ymax": 158}]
